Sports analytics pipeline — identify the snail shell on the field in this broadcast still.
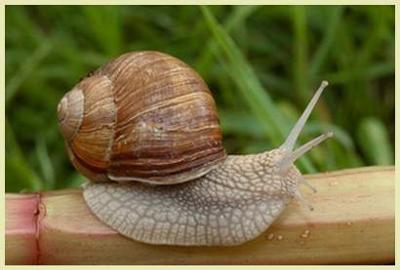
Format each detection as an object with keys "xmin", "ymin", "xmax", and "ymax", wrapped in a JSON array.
[
  {"xmin": 57, "ymin": 51, "xmax": 226, "ymax": 185},
  {"xmin": 57, "ymin": 50, "xmax": 333, "ymax": 246}
]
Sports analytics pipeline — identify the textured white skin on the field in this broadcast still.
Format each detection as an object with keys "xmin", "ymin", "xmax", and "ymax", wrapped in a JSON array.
[
  {"xmin": 83, "ymin": 149, "xmax": 302, "ymax": 246},
  {"xmin": 81, "ymin": 81, "xmax": 332, "ymax": 246}
]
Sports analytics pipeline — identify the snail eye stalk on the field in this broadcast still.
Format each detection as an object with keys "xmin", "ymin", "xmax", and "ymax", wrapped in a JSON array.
[
  {"xmin": 277, "ymin": 81, "xmax": 333, "ymax": 211},
  {"xmin": 280, "ymin": 80, "xmax": 329, "ymax": 153},
  {"xmin": 278, "ymin": 80, "xmax": 332, "ymax": 173},
  {"xmin": 279, "ymin": 131, "xmax": 333, "ymax": 173}
]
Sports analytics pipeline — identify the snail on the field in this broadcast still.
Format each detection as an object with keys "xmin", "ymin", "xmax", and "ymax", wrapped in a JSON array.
[{"xmin": 57, "ymin": 51, "xmax": 333, "ymax": 246}]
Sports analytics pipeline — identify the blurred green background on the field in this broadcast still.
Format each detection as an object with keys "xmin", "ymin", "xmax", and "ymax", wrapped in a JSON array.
[{"xmin": 5, "ymin": 5, "xmax": 394, "ymax": 192}]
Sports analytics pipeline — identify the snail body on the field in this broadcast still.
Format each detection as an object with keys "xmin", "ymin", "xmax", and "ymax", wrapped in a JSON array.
[
  {"xmin": 58, "ymin": 51, "xmax": 332, "ymax": 246},
  {"xmin": 83, "ymin": 149, "xmax": 300, "ymax": 246}
]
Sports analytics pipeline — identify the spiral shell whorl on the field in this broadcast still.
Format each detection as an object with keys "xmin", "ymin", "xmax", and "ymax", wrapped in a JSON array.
[
  {"xmin": 57, "ymin": 88, "xmax": 84, "ymax": 142},
  {"xmin": 58, "ymin": 51, "xmax": 226, "ymax": 184}
]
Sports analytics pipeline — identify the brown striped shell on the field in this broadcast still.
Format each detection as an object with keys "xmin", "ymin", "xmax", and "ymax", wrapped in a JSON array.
[{"xmin": 57, "ymin": 51, "xmax": 226, "ymax": 185}]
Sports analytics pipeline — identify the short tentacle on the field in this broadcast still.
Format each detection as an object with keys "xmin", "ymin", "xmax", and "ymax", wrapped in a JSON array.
[
  {"xmin": 293, "ymin": 190, "xmax": 314, "ymax": 211},
  {"xmin": 299, "ymin": 175, "xmax": 317, "ymax": 193}
]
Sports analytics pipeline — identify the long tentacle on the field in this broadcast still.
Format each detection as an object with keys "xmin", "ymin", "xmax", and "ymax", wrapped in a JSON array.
[
  {"xmin": 278, "ymin": 131, "xmax": 333, "ymax": 172},
  {"xmin": 280, "ymin": 80, "xmax": 329, "ymax": 152},
  {"xmin": 276, "ymin": 81, "xmax": 333, "ymax": 211}
]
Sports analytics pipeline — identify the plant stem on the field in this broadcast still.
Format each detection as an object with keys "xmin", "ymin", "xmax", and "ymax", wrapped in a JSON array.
[{"xmin": 6, "ymin": 166, "xmax": 394, "ymax": 265}]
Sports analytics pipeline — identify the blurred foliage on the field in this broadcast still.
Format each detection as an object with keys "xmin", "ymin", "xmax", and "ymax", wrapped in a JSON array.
[{"xmin": 5, "ymin": 5, "xmax": 394, "ymax": 192}]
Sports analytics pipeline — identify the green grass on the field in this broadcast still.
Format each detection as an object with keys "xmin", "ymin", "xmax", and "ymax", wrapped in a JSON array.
[{"xmin": 5, "ymin": 5, "xmax": 395, "ymax": 192}]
